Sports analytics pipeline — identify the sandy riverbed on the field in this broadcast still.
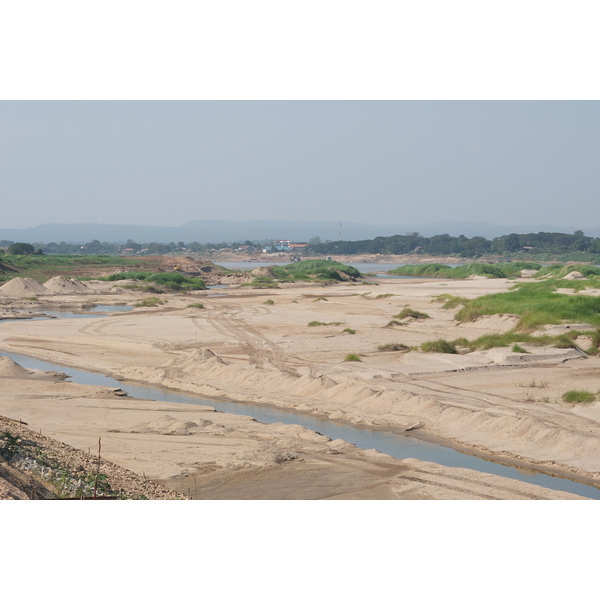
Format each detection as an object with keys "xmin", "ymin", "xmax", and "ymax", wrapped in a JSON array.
[{"xmin": 1, "ymin": 275, "xmax": 599, "ymax": 499}]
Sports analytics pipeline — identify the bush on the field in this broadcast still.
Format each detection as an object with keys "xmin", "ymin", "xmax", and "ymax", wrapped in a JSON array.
[
  {"xmin": 421, "ymin": 339, "xmax": 458, "ymax": 354},
  {"xmin": 342, "ymin": 328, "xmax": 356, "ymax": 334},
  {"xmin": 344, "ymin": 353, "xmax": 362, "ymax": 362},
  {"xmin": 187, "ymin": 303, "xmax": 205, "ymax": 309},
  {"xmin": 135, "ymin": 297, "xmax": 165, "ymax": 307},
  {"xmin": 562, "ymin": 390, "xmax": 597, "ymax": 403},
  {"xmin": 377, "ymin": 343, "xmax": 409, "ymax": 352},
  {"xmin": 264, "ymin": 299, "xmax": 275, "ymax": 305},
  {"xmin": 384, "ymin": 319, "xmax": 405, "ymax": 328},
  {"xmin": 511, "ymin": 344, "xmax": 529, "ymax": 353},
  {"xmin": 396, "ymin": 307, "xmax": 430, "ymax": 319}
]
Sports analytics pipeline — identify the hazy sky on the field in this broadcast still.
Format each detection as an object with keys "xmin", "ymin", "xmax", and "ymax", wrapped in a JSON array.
[{"xmin": 1, "ymin": 101, "xmax": 598, "ymax": 230}]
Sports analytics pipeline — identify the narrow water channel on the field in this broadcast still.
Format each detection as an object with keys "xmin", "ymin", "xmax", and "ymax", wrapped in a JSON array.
[{"xmin": 2, "ymin": 341, "xmax": 600, "ymax": 498}]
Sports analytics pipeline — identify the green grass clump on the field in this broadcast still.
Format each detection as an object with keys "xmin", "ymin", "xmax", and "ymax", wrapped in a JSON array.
[
  {"xmin": 562, "ymin": 390, "xmax": 597, "ymax": 403},
  {"xmin": 384, "ymin": 320, "xmax": 405, "ymax": 328},
  {"xmin": 421, "ymin": 339, "xmax": 458, "ymax": 354},
  {"xmin": 344, "ymin": 353, "xmax": 362, "ymax": 362},
  {"xmin": 455, "ymin": 286, "xmax": 600, "ymax": 331},
  {"xmin": 377, "ymin": 343, "xmax": 409, "ymax": 352},
  {"xmin": 313, "ymin": 296, "xmax": 328, "ymax": 302},
  {"xmin": 432, "ymin": 294, "xmax": 469, "ymax": 309},
  {"xmin": 135, "ymin": 297, "xmax": 165, "ymax": 307},
  {"xmin": 23, "ymin": 296, "xmax": 38, "ymax": 301},
  {"xmin": 535, "ymin": 264, "xmax": 600, "ymax": 280},
  {"xmin": 375, "ymin": 293, "xmax": 396, "ymax": 299},
  {"xmin": 396, "ymin": 307, "xmax": 430, "ymax": 319},
  {"xmin": 264, "ymin": 299, "xmax": 275, "ymax": 305},
  {"xmin": 512, "ymin": 344, "xmax": 529, "ymax": 353},
  {"xmin": 390, "ymin": 262, "xmax": 544, "ymax": 280},
  {"xmin": 342, "ymin": 328, "xmax": 356, "ymax": 334},
  {"xmin": 270, "ymin": 260, "xmax": 362, "ymax": 283},
  {"xmin": 308, "ymin": 321, "xmax": 343, "ymax": 327},
  {"xmin": 105, "ymin": 271, "xmax": 154, "ymax": 281},
  {"xmin": 104, "ymin": 271, "xmax": 206, "ymax": 291},
  {"xmin": 187, "ymin": 303, "xmax": 205, "ymax": 309},
  {"xmin": 242, "ymin": 277, "xmax": 278, "ymax": 288}
]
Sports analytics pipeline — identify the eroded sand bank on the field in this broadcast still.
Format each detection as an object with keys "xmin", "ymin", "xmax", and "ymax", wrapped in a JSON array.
[{"xmin": 1, "ymin": 276, "xmax": 599, "ymax": 498}]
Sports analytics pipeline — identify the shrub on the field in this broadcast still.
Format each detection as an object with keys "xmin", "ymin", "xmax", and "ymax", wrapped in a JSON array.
[
  {"xmin": 264, "ymin": 299, "xmax": 275, "ymax": 305},
  {"xmin": 342, "ymin": 328, "xmax": 356, "ymax": 334},
  {"xmin": 421, "ymin": 339, "xmax": 458, "ymax": 354},
  {"xmin": 313, "ymin": 296, "xmax": 328, "ymax": 302},
  {"xmin": 396, "ymin": 307, "xmax": 430, "ymax": 319},
  {"xmin": 377, "ymin": 343, "xmax": 409, "ymax": 352},
  {"xmin": 384, "ymin": 319, "xmax": 405, "ymax": 328},
  {"xmin": 187, "ymin": 303, "xmax": 205, "ymax": 309},
  {"xmin": 308, "ymin": 321, "xmax": 343, "ymax": 327},
  {"xmin": 344, "ymin": 353, "xmax": 362, "ymax": 362},
  {"xmin": 562, "ymin": 390, "xmax": 597, "ymax": 403},
  {"xmin": 375, "ymin": 293, "xmax": 396, "ymax": 299},
  {"xmin": 511, "ymin": 344, "xmax": 529, "ymax": 353},
  {"xmin": 135, "ymin": 297, "xmax": 165, "ymax": 307}
]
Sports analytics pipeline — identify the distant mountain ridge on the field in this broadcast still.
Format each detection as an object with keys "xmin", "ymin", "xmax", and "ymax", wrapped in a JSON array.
[{"xmin": 1, "ymin": 220, "xmax": 598, "ymax": 245}]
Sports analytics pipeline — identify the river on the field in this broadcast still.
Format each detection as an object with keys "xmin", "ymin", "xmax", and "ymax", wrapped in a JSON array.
[{"xmin": 1, "ymin": 304, "xmax": 599, "ymax": 498}]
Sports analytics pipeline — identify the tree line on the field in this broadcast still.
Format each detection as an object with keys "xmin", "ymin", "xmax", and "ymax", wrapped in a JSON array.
[
  {"xmin": 2, "ymin": 231, "xmax": 600, "ymax": 259},
  {"xmin": 307, "ymin": 230, "xmax": 600, "ymax": 258}
]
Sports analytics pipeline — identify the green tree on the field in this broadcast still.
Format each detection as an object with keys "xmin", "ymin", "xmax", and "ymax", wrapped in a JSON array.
[{"xmin": 7, "ymin": 242, "xmax": 36, "ymax": 255}]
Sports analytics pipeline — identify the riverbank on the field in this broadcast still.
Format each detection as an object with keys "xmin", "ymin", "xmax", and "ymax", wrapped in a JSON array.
[
  {"xmin": 1, "ymin": 275, "xmax": 599, "ymax": 498},
  {"xmin": 0, "ymin": 360, "xmax": 585, "ymax": 499}
]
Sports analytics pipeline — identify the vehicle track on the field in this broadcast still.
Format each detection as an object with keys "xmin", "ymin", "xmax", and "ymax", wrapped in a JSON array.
[{"xmin": 206, "ymin": 302, "xmax": 304, "ymax": 376}]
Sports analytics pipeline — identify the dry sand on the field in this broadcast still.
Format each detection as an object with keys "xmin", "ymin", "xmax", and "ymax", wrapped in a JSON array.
[{"xmin": 1, "ymin": 276, "xmax": 599, "ymax": 499}]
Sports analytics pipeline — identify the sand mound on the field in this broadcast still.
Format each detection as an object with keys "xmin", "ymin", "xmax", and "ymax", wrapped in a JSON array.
[
  {"xmin": 563, "ymin": 271, "xmax": 584, "ymax": 280},
  {"xmin": 0, "ymin": 277, "xmax": 50, "ymax": 296},
  {"xmin": 44, "ymin": 276, "xmax": 94, "ymax": 294},
  {"xmin": 457, "ymin": 314, "xmax": 520, "ymax": 332},
  {"xmin": 480, "ymin": 346, "xmax": 587, "ymax": 365},
  {"xmin": 250, "ymin": 266, "xmax": 276, "ymax": 277},
  {"xmin": 0, "ymin": 357, "xmax": 33, "ymax": 377},
  {"xmin": 129, "ymin": 415, "xmax": 212, "ymax": 436}
]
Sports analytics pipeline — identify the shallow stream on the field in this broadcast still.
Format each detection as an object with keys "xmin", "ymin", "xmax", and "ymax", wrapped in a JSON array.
[{"xmin": 2, "ymin": 305, "xmax": 599, "ymax": 499}]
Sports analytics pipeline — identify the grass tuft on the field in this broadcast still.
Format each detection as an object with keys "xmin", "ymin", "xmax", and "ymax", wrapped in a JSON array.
[
  {"xmin": 562, "ymin": 390, "xmax": 597, "ymax": 403},
  {"xmin": 396, "ymin": 307, "xmax": 430, "ymax": 319},
  {"xmin": 421, "ymin": 339, "xmax": 458, "ymax": 354},
  {"xmin": 344, "ymin": 353, "xmax": 362, "ymax": 362},
  {"xmin": 135, "ymin": 297, "xmax": 165, "ymax": 307}
]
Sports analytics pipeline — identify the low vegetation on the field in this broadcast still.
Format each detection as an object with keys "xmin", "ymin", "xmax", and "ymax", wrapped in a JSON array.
[
  {"xmin": 308, "ymin": 321, "xmax": 343, "ymax": 327},
  {"xmin": 562, "ymin": 390, "xmax": 598, "ymax": 403},
  {"xmin": 384, "ymin": 319, "xmax": 405, "ymax": 328},
  {"xmin": 135, "ymin": 297, "xmax": 165, "ymax": 307},
  {"xmin": 242, "ymin": 277, "xmax": 279, "ymax": 288},
  {"xmin": 344, "ymin": 353, "xmax": 362, "ymax": 362},
  {"xmin": 388, "ymin": 262, "xmax": 544, "ymax": 280},
  {"xmin": 263, "ymin": 299, "xmax": 275, "ymax": 305},
  {"xmin": 395, "ymin": 307, "xmax": 430, "ymax": 319},
  {"xmin": 105, "ymin": 271, "xmax": 206, "ymax": 291},
  {"xmin": 377, "ymin": 343, "xmax": 409, "ymax": 352},
  {"xmin": 421, "ymin": 339, "xmax": 458, "ymax": 354},
  {"xmin": 454, "ymin": 287, "xmax": 600, "ymax": 331},
  {"xmin": 270, "ymin": 260, "xmax": 362, "ymax": 283},
  {"xmin": 187, "ymin": 303, "xmax": 205, "ymax": 309},
  {"xmin": 342, "ymin": 328, "xmax": 356, "ymax": 334}
]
